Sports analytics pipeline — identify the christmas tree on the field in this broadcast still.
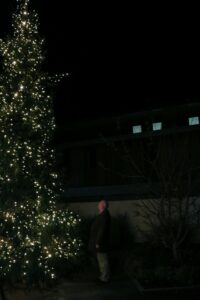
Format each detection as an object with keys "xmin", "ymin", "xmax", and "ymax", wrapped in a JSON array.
[{"xmin": 0, "ymin": 0, "xmax": 81, "ymax": 284}]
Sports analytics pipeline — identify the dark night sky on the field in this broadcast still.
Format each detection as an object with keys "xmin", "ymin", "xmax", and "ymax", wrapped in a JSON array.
[{"xmin": 0, "ymin": 0, "xmax": 199, "ymax": 126}]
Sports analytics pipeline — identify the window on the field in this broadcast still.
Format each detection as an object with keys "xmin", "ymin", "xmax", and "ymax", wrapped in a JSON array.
[
  {"xmin": 132, "ymin": 125, "xmax": 142, "ymax": 134},
  {"xmin": 152, "ymin": 122, "xmax": 162, "ymax": 131},
  {"xmin": 188, "ymin": 116, "xmax": 199, "ymax": 126}
]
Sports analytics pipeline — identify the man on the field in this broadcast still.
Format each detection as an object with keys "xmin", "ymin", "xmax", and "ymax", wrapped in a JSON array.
[{"xmin": 88, "ymin": 199, "xmax": 111, "ymax": 283}]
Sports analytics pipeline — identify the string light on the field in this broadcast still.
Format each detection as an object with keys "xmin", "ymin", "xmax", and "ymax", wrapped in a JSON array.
[{"xmin": 0, "ymin": 0, "xmax": 81, "ymax": 284}]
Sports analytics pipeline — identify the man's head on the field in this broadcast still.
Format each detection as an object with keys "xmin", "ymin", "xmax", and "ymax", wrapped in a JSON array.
[{"xmin": 98, "ymin": 199, "xmax": 109, "ymax": 213}]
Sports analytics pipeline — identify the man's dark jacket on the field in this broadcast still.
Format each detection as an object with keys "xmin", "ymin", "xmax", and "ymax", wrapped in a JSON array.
[{"xmin": 88, "ymin": 209, "xmax": 111, "ymax": 253}]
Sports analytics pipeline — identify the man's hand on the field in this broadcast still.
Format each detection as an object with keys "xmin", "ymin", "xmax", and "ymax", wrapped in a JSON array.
[{"xmin": 96, "ymin": 244, "xmax": 99, "ymax": 249}]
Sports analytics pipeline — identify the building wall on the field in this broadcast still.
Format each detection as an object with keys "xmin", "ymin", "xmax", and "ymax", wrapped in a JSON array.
[
  {"xmin": 66, "ymin": 199, "xmax": 151, "ymax": 242},
  {"xmin": 66, "ymin": 197, "xmax": 200, "ymax": 243}
]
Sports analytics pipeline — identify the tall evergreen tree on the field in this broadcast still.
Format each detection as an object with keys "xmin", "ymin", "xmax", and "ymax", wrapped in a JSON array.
[{"xmin": 0, "ymin": 0, "xmax": 81, "ymax": 284}]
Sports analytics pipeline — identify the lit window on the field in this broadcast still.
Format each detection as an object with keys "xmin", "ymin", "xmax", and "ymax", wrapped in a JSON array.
[
  {"xmin": 188, "ymin": 117, "xmax": 199, "ymax": 126},
  {"xmin": 152, "ymin": 122, "xmax": 162, "ymax": 131},
  {"xmin": 132, "ymin": 125, "xmax": 142, "ymax": 134}
]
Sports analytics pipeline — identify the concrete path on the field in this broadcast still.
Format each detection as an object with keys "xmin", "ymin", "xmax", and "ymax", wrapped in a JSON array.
[
  {"xmin": 3, "ymin": 278, "xmax": 142, "ymax": 300},
  {"xmin": 3, "ymin": 278, "xmax": 200, "ymax": 299}
]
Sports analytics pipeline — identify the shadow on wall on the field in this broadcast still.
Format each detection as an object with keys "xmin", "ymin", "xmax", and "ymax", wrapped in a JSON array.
[
  {"xmin": 80, "ymin": 213, "xmax": 136, "ymax": 251},
  {"xmin": 110, "ymin": 213, "xmax": 136, "ymax": 250}
]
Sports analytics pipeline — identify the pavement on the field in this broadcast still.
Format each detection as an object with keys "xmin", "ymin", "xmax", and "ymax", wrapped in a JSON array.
[
  {"xmin": 2, "ymin": 272, "xmax": 200, "ymax": 299},
  {"xmin": 2, "ymin": 278, "xmax": 142, "ymax": 300}
]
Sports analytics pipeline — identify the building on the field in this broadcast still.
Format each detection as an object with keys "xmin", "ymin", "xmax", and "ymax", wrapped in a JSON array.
[
  {"xmin": 56, "ymin": 102, "xmax": 200, "ymax": 200},
  {"xmin": 56, "ymin": 102, "xmax": 200, "ymax": 241}
]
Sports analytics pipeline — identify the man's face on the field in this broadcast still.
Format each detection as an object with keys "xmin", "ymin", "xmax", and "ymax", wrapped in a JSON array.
[{"xmin": 98, "ymin": 200, "xmax": 106, "ymax": 212}]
